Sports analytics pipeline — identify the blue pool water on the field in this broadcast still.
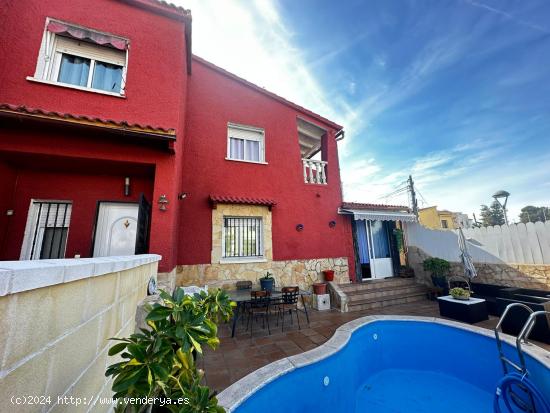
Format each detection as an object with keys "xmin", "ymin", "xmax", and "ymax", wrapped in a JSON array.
[{"xmin": 229, "ymin": 320, "xmax": 550, "ymax": 413}]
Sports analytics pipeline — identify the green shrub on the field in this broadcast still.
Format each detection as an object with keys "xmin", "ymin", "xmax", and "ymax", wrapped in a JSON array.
[
  {"xmin": 422, "ymin": 257, "xmax": 450, "ymax": 277},
  {"xmin": 106, "ymin": 288, "xmax": 235, "ymax": 412},
  {"xmin": 450, "ymin": 287, "xmax": 470, "ymax": 299}
]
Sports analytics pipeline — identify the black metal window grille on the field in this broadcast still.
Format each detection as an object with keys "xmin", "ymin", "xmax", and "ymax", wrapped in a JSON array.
[
  {"xmin": 223, "ymin": 217, "xmax": 262, "ymax": 258},
  {"xmin": 29, "ymin": 201, "xmax": 72, "ymax": 259}
]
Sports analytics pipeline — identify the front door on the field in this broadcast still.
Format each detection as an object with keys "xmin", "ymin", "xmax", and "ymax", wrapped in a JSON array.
[
  {"xmin": 367, "ymin": 220, "xmax": 394, "ymax": 279},
  {"xmin": 93, "ymin": 202, "xmax": 139, "ymax": 257}
]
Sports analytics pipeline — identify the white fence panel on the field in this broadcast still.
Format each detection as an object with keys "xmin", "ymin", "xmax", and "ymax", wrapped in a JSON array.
[
  {"xmin": 526, "ymin": 222, "xmax": 543, "ymax": 264},
  {"xmin": 407, "ymin": 221, "xmax": 550, "ymax": 265},
  {"xmin": 537, "ymin": 221, "xmax": 550, "ymax": 263}
]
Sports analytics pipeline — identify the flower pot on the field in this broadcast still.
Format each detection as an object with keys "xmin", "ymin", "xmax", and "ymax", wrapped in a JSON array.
[
  {"xmin": 260, "ymin": 278, "xmax": 274, "ymax": 292},
  {"xmin": 313, "ymin": 283, "xmax": 327, "ymax": 295},
  {"xmin": 322, "ymin": 270, "xmax": 335, "ymax": 282},
  {"xmin": 451, "ymin": 293, "xmax": 470, "ymax": 301}
]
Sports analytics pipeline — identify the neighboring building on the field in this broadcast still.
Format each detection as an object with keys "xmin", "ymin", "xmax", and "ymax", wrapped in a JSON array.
[
  {"xmin": 0, "ymin": 0, "xmax": 355, "ymax": 286},
  {"xmin": 339, "ymin": 203, "xmax": 416, "ymax": 281},
  {"xmin": 418, "ymin": 206, "xmax": 472, "ymax": 230}
]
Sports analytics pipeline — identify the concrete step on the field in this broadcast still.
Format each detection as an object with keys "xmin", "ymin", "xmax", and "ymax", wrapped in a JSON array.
[
  {"xmin": 339, "ymin": 277, "xmax": 417, "ymax": 292},
  {"xmin": 347, "ymin": 290, "xmax": 427, "ymax": 312},
  {"xmin": 347, "ymin": 284, "xmax": 427, "ymax": 302}
]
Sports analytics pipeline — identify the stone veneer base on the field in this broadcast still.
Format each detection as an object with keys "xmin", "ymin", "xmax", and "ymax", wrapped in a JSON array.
[{"xmin": 175, "ymin": 257, "xmax": 350, "ymax": 292}]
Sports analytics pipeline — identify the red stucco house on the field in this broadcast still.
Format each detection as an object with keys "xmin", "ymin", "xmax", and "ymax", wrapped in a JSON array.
[{"xmin": 0, "ymin": 0, "xmax": 355, "ymax": 287}]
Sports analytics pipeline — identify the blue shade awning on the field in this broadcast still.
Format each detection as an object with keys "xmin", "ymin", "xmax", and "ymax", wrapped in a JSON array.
[{"xmin": 339, "ymin": 208, "xmax": 417, "ymax": 222}]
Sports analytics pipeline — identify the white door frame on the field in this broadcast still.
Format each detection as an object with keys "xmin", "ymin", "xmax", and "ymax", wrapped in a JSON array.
[
  {"xmin": 92, "ymin": 201, "xmax": 139, "ymax": 257},
  {"xmin": 366, "ymin": 220, "xmax": 394, "ymax": 279}
]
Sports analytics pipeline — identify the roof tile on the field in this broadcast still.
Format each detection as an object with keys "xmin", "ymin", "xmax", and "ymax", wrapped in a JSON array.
[
  {"xmin": 0, "ymin": 103, "xmax": 176, "ymax": 137},
  {"xmin": 341, "ymin": 202, "xmax": 411, "ymax": 212}
]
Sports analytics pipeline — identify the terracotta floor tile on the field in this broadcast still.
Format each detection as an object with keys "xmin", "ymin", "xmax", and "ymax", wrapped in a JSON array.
[{"xmin": 202, "ymin": 299, "xmax": 550, "ymax": 393}]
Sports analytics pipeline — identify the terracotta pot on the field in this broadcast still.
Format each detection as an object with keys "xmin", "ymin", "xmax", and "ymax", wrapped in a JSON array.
[
  {"xmin": 322, "ymin": 270, "xmax": 335, "ymax": 282},
  {"xmin": 313, "ymin": 283, "xmax": 327, "ymax": 295}
]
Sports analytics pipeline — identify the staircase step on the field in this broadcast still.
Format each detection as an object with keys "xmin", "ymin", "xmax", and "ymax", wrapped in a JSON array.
[
  {"xmin": 347, "ymin": 284, "xmax": 427, "ymax": 302},
  {"xmin": 339, "ymin": 278, "xmax": 417, "ymax": 292},
  {"xmin": 347, "ymin": 290, "xmax": 427, "ymax": 312}
]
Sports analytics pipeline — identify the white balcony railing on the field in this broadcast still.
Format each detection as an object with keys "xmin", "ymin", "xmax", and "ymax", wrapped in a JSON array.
[{"xmin": 302, "ymin": 159, "xmax": 327, "ymax": 184}]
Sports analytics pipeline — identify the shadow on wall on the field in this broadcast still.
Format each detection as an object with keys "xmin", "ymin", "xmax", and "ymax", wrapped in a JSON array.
[{"xmin": 408, "ymin": 246, "xmax": 550, "ymax": 291}]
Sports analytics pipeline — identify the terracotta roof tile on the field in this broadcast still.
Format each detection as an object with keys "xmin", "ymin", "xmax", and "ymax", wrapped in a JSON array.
[
  {"xmin": 0, "ymin": 103, "xmax": 176, "ymax": 138},
  {"xmin": 210, "ymin": 194, "xmax": 277, "ymax": 208},
  {"xmin": 341, "ymin": 202, "xmax": 411, "ymax": 212}
]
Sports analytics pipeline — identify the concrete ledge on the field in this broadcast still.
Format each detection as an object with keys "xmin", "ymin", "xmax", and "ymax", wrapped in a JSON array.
[
  {"xmin": 0, "ymin": 254, "xmax": 161, "ymax": 297},
  {"xmin": 327, "ymin": 281, "xmax": 348, "ymax": 312},
  {"xmin": 217, "ymin": 315, "xmax": 550, "ymax": 412}
]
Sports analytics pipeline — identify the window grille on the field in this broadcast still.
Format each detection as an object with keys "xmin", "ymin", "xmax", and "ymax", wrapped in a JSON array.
[
  {"xmin": 223, "ymin": 217, "xmax": 262, "ymax": 258},
  {"xmin": 28, "ymin": 201, "xmax": 72, "ymax": 259}
]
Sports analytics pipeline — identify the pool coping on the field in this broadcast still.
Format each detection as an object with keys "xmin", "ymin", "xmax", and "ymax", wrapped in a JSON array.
[{"xmin": 216, "ymin": 315, "xmax": 550, "ymax": 412}]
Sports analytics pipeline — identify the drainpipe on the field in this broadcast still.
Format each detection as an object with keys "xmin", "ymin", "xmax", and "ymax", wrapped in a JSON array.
[{"xmin": 335, "ymin": 129, "xmax": 345, "ymax": 141}]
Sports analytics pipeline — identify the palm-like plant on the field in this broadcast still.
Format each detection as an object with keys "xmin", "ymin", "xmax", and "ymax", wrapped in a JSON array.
[{"xmin": 106, "ymin": 288, "xmax": 235, "ymax": 412}]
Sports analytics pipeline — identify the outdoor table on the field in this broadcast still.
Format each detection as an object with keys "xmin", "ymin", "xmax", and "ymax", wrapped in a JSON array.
[
  {"xmin": 437, "ymin": 295, "xmax": 489, "ymax": 324},
  {"xmin": 227, "ymin": 288, "xmax": 311, "ymax": 337}
]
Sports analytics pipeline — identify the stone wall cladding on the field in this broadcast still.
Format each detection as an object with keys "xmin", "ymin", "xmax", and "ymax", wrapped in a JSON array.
[
  {"xmin": 408, "ymin": 246, "xmax": 550, "ymax": 290},
  {"xmin": 175, "ymin": 257, "xmax": 350, "ymax": 293},
  {"xmin": 0, "ymin": 255, "xmax": 160, "ymax": 413},
  {"xmin": 211, "ymin": 204, "xmax": 273, "ymax": 264}
]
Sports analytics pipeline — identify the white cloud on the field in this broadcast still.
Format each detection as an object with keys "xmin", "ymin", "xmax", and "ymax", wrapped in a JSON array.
[{"xmin": 179, "ymin": 0, "xmax": 350, "ymax": 129}]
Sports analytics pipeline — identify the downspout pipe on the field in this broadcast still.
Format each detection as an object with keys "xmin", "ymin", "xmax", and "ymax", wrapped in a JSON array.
[{"xmin": 335, "ymin": 129, "xmax": 345, "ymax": 141}]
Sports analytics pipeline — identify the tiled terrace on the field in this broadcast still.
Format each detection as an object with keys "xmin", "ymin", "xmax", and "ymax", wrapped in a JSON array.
[{"xmin": 198, "ymin": 299, "xmax": 550, "ymax": 392}]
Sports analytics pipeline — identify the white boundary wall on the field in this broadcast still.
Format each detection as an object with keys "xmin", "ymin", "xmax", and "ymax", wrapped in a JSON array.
[{"xmin": 405, "ymin": 221, "xmax": 550, "ymax": 265}]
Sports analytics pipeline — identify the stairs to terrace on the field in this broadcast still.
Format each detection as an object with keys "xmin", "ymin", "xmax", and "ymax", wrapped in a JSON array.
[{"xmin": 329, "ymin": 278, "xmax": 428, "ymax": 312}]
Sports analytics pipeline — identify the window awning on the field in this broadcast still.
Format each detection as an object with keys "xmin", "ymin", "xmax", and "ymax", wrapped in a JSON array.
[
  {"xmin": 47, "ymin": 21, "xmax": 128, "ymax": 51},
  {"xmin": 339, "ymin": 208, "xmax": 417, "ymax": 222}
]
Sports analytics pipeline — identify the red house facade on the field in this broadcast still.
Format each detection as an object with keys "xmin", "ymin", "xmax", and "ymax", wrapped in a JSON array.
[{"xmin": 0, "ymin": 0, "xmax": 355, "ymax": 286}]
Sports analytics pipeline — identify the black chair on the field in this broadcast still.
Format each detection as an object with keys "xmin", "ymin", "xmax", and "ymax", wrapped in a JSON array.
[
  {"xmin": 246, "ymin": 290, "xmax": 271, "ymax": 336},
  {"xmin": 496, "ymin": 297, "xmax": 550, "ymax": 344},
  {"xmin": 278, "ymin": 286, "xmax": 301, "ymax": 331},
  {"xmin": 471, "ymin": 283, "xmax": 507, "ymax": 316}
]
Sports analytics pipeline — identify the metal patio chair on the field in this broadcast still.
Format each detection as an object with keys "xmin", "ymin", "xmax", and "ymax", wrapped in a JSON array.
[
  {"xmin": 278, "ymin": 286, "xmax": 301, "ymax": 331},
  {"xmin": 246, "ymin": 290, "xmax": 271, "ymax": 336}
]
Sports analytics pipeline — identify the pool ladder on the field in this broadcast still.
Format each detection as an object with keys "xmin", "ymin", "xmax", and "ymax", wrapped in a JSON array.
[{"xmin": 494, "ymin": 303, "xmax": 550, "ymax": 413}]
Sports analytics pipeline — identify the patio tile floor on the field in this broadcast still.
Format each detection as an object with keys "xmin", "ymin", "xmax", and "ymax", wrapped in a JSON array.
[{"xmin": 198, "ymin": 299, "xmax": 550, "ymax": 393}]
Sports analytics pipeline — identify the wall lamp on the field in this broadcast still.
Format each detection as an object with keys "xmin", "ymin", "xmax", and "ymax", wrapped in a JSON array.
[
  {"xmin": 158, "ymin": 194, "xmax": 169, "ymax": 211},
  {"xmin": 124, "ymin": 177, "xmax": 131, "ymax": 197}
]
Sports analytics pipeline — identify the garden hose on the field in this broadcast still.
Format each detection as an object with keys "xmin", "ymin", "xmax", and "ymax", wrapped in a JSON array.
[{"xmin": 494, "ymin": 372, "xmax": 550, "ymax": 413}]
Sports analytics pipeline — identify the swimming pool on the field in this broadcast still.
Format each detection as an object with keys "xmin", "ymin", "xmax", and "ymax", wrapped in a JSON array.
[{"xmin": 217, "ymin": 316, "xmax": 550, "ymax": 412}]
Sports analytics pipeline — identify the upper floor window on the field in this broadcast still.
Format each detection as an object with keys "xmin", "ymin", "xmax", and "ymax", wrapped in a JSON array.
[
  {"xmin": 227, "ymin": 123, "xmax": 266, "ymax": 164},
  {"xmin": 29, "ymin": 19, "xmax": 128, "ymax": 96},
  {"xmin": 441, "ymin": 219, "xmax": 449, "ymax": 229}
]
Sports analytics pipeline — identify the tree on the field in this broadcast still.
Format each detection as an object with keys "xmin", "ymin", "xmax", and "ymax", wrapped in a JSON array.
[
  {"xmin": 479, "ymin": 201, "xmax": 505, "ymax": 227},
  {"xmin": 519, "ymin": 205, "xmax": 550, "ymax": 223}
]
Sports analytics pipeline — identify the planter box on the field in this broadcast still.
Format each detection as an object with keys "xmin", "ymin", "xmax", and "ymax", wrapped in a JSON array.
[{"xmin": 312, "ymin": 294, "xmax": 330, "ymax": 311}]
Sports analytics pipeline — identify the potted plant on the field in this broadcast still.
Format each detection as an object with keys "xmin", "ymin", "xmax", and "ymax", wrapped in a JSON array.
[
  {"xmin": 450, "ymin": 287, "xmax": 470, "ymax": 300},
  {"xmin": 105, "ymin": 288, "xmax": 234, "ymax": 412},
  {"xmin": 423, "ymin": 257, "xmax": 450, "ymax": 291},
  {"xmin": 260, "ymin": 271, "xmax": 275, "ymax": 292},
  {"xmin": 313, "ymin": 282, "xmax": 327, "ymax": 295},
  {"xmin": 322, "ymin": 269, "xmax": 335, "ymax": 282}
]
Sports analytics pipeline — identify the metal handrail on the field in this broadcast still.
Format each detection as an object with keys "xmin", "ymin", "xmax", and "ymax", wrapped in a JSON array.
[
  {"xmin": 447, "ymin": 275, "xmax": 471, "ymax": 291},
  {"xmin": 494, "ymin": 303, "xmax": 534, "ymax": 375}
]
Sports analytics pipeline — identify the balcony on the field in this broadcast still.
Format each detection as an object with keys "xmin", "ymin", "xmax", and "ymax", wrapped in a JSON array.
[{"xmin": 302, "ymin": 159, "xmax": 327, "ymax": 184}]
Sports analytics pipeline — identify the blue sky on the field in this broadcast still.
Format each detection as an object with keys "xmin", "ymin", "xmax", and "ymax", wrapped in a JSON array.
[{"xmin": 181, "ymin": 0, "xmax": 550, "ymax": 222}]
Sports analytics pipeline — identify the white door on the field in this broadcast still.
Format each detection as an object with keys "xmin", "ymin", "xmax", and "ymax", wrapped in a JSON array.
[
  {"xmin": 367, "ymin": 220, "xmax": 394, "ymax": 279},
  {"xmin": 93, "ymin": 202, "xmax": 139, "ymax": 257}
]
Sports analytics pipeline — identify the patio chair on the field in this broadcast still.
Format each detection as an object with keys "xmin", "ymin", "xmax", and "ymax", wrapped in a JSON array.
[
  {"xmin": 278, "ymin": 286, "xmax": 301, "ymax": 332},
  {"xmin": 246, "ymin": 290, "xmax": 271, "ymax": 336}
]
